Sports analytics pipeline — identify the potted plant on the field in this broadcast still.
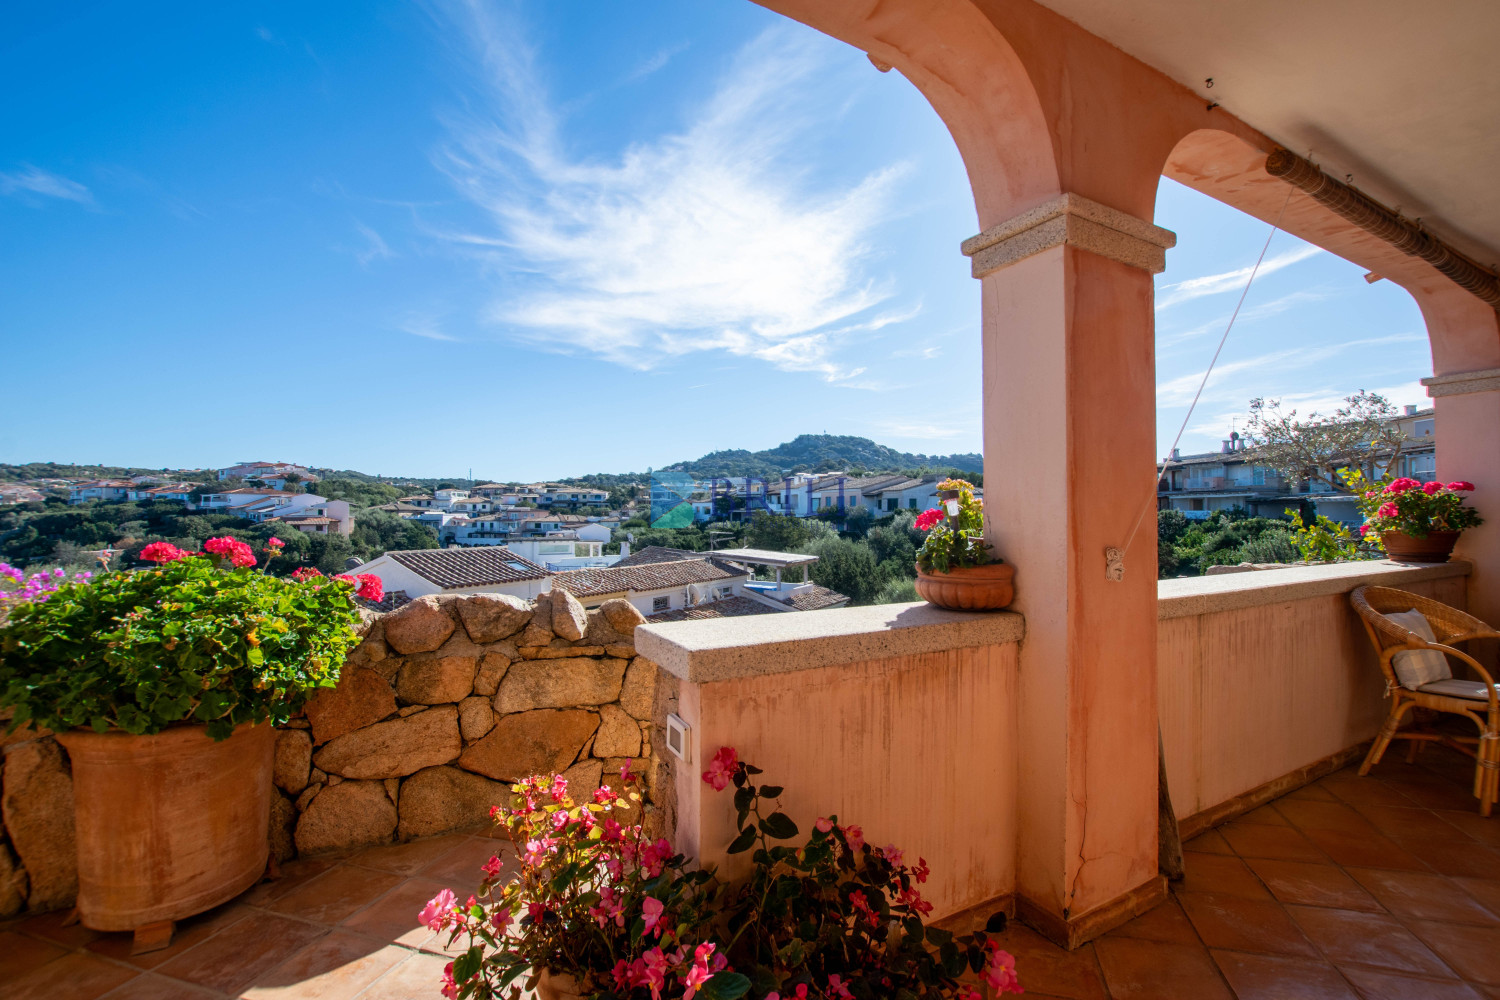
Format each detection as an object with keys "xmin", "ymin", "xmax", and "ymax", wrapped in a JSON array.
[
  {"xmin": 0, "ymin": 537, "xmax": 378, "ymax": 950},
  {"xmin": 912, "ymin": 479, "xmax": 1013, "ymax": 610},
  {"xmin": 1345, "ymin": 472, "xmax": 1482, "ymax": 563},
  {"xmin": 423, "ymin": 748, "xmax": 1023, "ymax": 999}
]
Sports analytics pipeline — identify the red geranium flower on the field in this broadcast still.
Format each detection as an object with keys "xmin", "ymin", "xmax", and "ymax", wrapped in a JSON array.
[
  {"xmin": 914, "ymin": 508, "xmax": 945, "ymax": 531},
  {"xmin": 140, "ymin": 541, "xmax": 187, "ymax": 564},
  {"xmin": 1448, "ymin": 481, "xmax": 1476, "ymax": 492}
]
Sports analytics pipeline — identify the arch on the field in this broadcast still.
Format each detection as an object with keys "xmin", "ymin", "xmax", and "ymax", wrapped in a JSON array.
[{"xmin": 756, "ymin": 0, "xmax": 1060, "ymax": 230}]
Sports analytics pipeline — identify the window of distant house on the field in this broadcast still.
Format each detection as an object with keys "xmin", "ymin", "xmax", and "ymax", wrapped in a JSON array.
[
  {"xmin": 886, "ymin": 498, "xmax": 897, "ymax": 511},
  {"xmin": 1414, "ymin": 419, "xmax": 1434, "ymax": 437},
  {"xmin": 718, "ymin": 587, "xmax": 733, "ymax": 599},
  {"xmin": 1253, "ymin": 466, "xmax": 1266, "ymax": 486},
  {"xmin": 653, "ymin": 596, "xmax": 670, "ymax": 613},
  {"xmin": 908, "ymin": 498, "xmax": 918, "ymax": 508}
]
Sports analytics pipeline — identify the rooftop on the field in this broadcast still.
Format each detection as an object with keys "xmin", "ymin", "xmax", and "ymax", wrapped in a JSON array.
[
  {"xmin": 383, "ymin": 547, "xmax": 548, "ymax": 589},
  {"xmin": 552, "ymin": 558, "xmax": 739, "ymax": 599}
]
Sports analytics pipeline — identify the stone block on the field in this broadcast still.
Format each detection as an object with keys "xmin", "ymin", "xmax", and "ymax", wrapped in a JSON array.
[
  {"xmin": 1, "ymin": 738, "xmax": 76, "ymax": 911},
  {"xmin": 273, "ymin": 729, "xmax": 312, "ymax": 795},
  {"xmin": 516, "ymin": 621, "xmax": 553, "ymax": 647},
  {"xmin": 269, "ymin": 792, "xmax": 296, "ymax": 862},
  {"xmin": 619, "ymin": 657, "xmax": 658, "ymax": 720},
  {"xmin": 397, "ymin": 766, "xmax": 511, "ymax": 840},
  {"xmin": 473, "ymin": 652, "xmax": 510, "ymax": 696},
  {"xmin": 561, "ymin": 759, "xmax": 603, "ymax": 801},
  {"xmin": 456, "ymin": 593, "xmax": 532, "ymax": 643},
  {"xmin": 458, "ymin": 710, "xmax": 598, "ymax": 782},
  {"xmin": 551, "ymin": 588, "xmax": 587, "ymax": 641},
  {"xmin": 521, "ymin": 645, "xmax": 605, "ymax": 659},
  {"xmin": 0, "ymin": 839, "xmax": 27, "ymax": 918},
  {"xmin": 583, "ymin": 609, "xmax": 624, "ymax": 647},
  {"xmin": 395, "ymin": 655, "xmax": 478, "ymax": 705},
  {"xmin": 600, "ymin": 598, "xmax": 646, "ymax": 634},
  {"xmin": 493, "ymin": 657, "xmax": 627, "ymax": 714},
  {"xmin": 382, "ymin": 596, "xmax": 456, "ymax": 654},
  {"xmin": 294, "ymin": 780, "xmax": 397, "ymax": 855},
  {"xmin": 459, "ymin": 697, "xmax": 496, "ymax": 741},
  {"xmin": 592, "ymin": 705, "xmax": 641, "ymax": 758},
  {"xmin": 313, "ymin": 705, "xmax": 461, "ymax": 779},
  {"xmin": 303, "ymin": 667, "xmax": 397, "ymax": 746},
  {"xmin": 605, "ymin": 643, "xmax": 636, "ymax": 660}
]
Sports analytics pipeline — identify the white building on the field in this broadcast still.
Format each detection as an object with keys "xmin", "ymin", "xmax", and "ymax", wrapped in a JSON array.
[
  {"xmin": 264, "ymin": 500, "xmax": 354, "ymax": 536},
  {"xmin": 553, "ymin": 558, "xmax": 751, "ymax": 617},
  {"xmin": 217, "ymin": 461, "xmax": 318, "ymax": 484},
  {"xmin": 125, "ymin": 483, "xmax": 197, "ymax": 504},
  {"xmin": 352, "ymin": 547, "xmax": 551, "ymax": 601},
  {"xmin": 68, "ymin": 480, "xmax": 133, "ymax": 504}
]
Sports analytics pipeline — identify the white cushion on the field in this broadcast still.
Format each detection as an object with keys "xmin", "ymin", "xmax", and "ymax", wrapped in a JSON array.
[
  {"xmin": 1417, "ymin": 678, "xmax": 1497, "ymax": 701},
  {"xmin": 1383, "ymin": 608, "xmax": 1451, "ymax": 690}
]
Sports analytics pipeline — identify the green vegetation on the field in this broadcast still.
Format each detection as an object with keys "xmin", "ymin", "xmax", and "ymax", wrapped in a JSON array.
[
  {"xmin": 1157, "ymin": 509, "xmax": 1300, "ymax": 577},
  {"xmin": 0, "ymin": 463, "xmax": 211, "ymax": 483},
  {"xmin": 659, "ymin": 434, "xmax": 982, "ymax": 481}
]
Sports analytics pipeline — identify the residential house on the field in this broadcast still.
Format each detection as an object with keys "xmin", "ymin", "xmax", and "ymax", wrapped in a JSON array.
[
  {"xmin": 217, "ymin": 462, "xmax": 318, "ymax": 486},
  {"xmin": 351, "ymin": 547, "xmax": 550, "ymax": 601},
  {"xmin": 68, "ymin": 480, "xmax": 133, "ymax": 504},
  {"xmin": 553, "ymin": 558, "xmax": 751, "ymax": 617},
  {"xmin": 125, "ymin": 483, "xmax": 197, "ymax": 503},
  {"xmin": 530, "ymin": 484, "xmax": 610, "ymax": 508},
  {"xmin": 262, "ymin": 500, "xmax": 354, "ymax": 536},
  {"xmin": 0, "ymin": 485, "xmax": 46, "ymax": 505}
]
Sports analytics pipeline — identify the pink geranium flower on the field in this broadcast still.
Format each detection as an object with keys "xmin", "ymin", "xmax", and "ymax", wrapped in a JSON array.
[
  {"xmin": 1448, "ymin": 481, "xmax": 1476, "ymax": 491},
  {"xmin": 1423, "ymin": 480, "xmax": 1443, "ymax": 495},
  {"xmin": 418, "ymin": 888, "xmax": 456, "ymax": 930},
  {"xmin": 914, "ymin": 507, "xmax": 945, "ymax": 531},
  {"xmin": 140, "ymin": 541, "xmax": 186, "ymax": 564},
  {"xmin": 1378, "ymin": 502, "xmax": 1399, "ymax": 518}
]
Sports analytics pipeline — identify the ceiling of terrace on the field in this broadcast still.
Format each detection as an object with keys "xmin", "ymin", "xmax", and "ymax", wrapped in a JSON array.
[{"xmin": 1035, "ymin": 0, "xmax": 1500, "ymax": 265}]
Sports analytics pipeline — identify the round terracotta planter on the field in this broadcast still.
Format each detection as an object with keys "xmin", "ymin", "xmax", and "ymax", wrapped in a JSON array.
[
  {"xmin": 914, "ymin": 561, "xmax": 1015, "ymax": 611},
  {"xmin": 1381, "ymin": 530, "xmax": 1460, "ymax": 564},
  {"xmin": 54, "ymin": 722, "xmax": 274, "ymax": 932}
]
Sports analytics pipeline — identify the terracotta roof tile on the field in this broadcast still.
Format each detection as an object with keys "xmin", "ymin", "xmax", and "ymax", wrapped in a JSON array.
[
  {"xmin": 646, "ymin": 596, "xmax": 780, "ymax": 623},
  {"xmin": 386, "ymin": 548, "xmax": 549, "ymax": 589},
  {"xmin": 553, "ymin": 559, "xmax": 739, "ymax": 598}
]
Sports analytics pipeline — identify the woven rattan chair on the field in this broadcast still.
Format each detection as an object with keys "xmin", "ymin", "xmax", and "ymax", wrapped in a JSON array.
[{"xmin": 1350, "ymin": 585, "xmax": 1499, "ymax": 816}]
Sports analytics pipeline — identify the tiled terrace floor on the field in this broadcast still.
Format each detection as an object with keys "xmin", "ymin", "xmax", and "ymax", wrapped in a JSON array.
[{"xmin": 2, "ymin": 748, "xmax": 1499, "ymax": 999}]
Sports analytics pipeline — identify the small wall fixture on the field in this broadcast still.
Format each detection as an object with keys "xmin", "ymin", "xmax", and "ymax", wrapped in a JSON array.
[{"xmin": 665, "ymin": 713, "xmax": 691, "ymax": 764}]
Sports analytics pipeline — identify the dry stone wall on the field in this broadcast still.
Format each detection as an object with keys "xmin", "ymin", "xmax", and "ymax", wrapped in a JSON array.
[{"xmin": 0, "ymin": 590, "xmax": 678, "ymax": 916}]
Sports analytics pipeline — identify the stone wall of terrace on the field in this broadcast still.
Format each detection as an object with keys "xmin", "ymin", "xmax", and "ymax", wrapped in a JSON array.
[{"xmin": 0, "ymin": 589, "xmax": 676, "ymax": 917}]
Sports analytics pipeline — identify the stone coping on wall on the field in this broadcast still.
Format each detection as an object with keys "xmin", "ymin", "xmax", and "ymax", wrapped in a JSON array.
[
  {"xmin": 635, "ymin": 602, "xmax": 1026, "ymax": 683},
  {"xmin": 1156, "ymin": 559, "xmax": 1471, "ymax": 620}
]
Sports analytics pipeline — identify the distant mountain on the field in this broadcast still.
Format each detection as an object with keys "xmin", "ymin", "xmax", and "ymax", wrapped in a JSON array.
[{"xmin": 657, "ymin": 435, "xmax": 982, "ymax": 481}]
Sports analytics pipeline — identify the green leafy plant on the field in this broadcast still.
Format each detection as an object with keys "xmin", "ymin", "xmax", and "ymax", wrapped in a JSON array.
[
  {"xmin": 1342, "ymin": 469, "xmax": 1482, "ymax": 540},
  {"xmin": 1284, "ymin": 509, "xmax": 1361, "ymax": 563},
  {"xmin": 0, "ymin": 547, "xmax": 363, "ymax": 740},
  {"xmin": 914, "ymin": 479, "xmax": 995, "ymax": 574}
]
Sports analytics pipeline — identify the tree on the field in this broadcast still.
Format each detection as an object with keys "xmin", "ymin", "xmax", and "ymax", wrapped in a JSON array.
[
  {"xmin": 745, "ymin": 511, "xmax": 812, "ymax": 552},
  {"xmin": 1245, "ymin": 391, "xmax": 1407, "ymax": 491},
  {"xmin": 805, "ymin": 537, "xmax": 884, "ymax": 604},
  {"xmin": 843, "ymin": 505, "xmax": 874, "ymax": 539},
  {"xmin": 352, "ymin": 508, "xmax": 439, "ymax": 557}
]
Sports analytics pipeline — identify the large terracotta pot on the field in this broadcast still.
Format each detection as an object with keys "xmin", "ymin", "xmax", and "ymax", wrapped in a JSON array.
[
  {"xmin": 535, "ymin": 970, "xmax": 587, "ymax": 1000},
  {"xmin": 1382, "ymin": 530, "xmax": 1460, "ymax": 564},
  {"xmin": 914, "ymin": 562, "xmax": 1015, "ymax": 611},
  {"xmin": 54, "ymin": 722, "xmax": 274, "ymax": 933}
]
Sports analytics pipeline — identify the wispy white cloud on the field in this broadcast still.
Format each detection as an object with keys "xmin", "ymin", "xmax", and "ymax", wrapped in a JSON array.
[
  {"xmin": 626, "ymin": 43, "xmax": 689, "ymax": 83},
  {"xmin": 0, "ymin": 165, "xmax": 94, "ymax": 205},
  {"xmin": 875, "ymin": 420, "xmax": 967, "ymax": 440},
  {"xmin": 1155, "ymin": 244, "xmax": 1323, "ymax": 309},
  {"xmin": 398, "ymin": 313, "xmax": 458, "ymax": 342},
  {"xmin": 1156, "ymin": 289, "xmax": 1336, "ymax": 350},
  {"xmin": 429, "ymin": 3, "xmax": 909, "ymax": 382},
  {"xmin": 1156, "ymin": 334, "xmax": 1426, "ymax": 406},
  {"xmin": 352, "ymin": 221, "xmax": 394, "ymax": 266},
  {"xmin": 1182, "ymin": 380, "xmax": 1429, "ymax": 443}
]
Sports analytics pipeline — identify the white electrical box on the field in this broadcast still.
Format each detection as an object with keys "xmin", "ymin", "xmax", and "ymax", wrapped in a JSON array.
[{"xmin": 665, "ymin": 713, "xmax": 691, "ymax": 763}]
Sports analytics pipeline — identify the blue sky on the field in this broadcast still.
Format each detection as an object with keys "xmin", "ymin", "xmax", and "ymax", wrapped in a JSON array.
[{"xmin": 1, "ymin": 1, "xmax": 1432, "ymax": 480}]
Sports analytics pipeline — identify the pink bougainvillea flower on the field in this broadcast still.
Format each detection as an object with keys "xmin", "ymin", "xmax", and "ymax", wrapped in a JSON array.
[
  {"xmin": 702, "ymin": 745, "xmax": 739, "ymax": 791},
  {"xmin": 522, "ymin": 837, "xmax": 559, "ymax": 867},
  {"xmin": 983, "ymin": 942, "xmax": 1024, "ymax": 994},
  {"xmin": 641, "ymin": 896, "xmax": 666, "ymax": 937},
  {"xmin": 593, "ymin": 785, "xmax": 619, "ymax": 804},
  {"xmin": 140, "ymin": 541, "xmax": 186, "ymax": 564},
  {"xmin": 640, "ymin": 837, "xmax": 673, "ymax": 877},
  {"xmin": 620, "ymin": 759, "xmax": 637, "ymax": 784},
  {"xmin": 549, "ymin": 774, "xmax": 568, "ymax": 802},
  {"xmin": 914, "ymin": 507, "xmax": 945, "ymax": 531},
  {"xmin": 440, "ymin": 961, "xmax": 459, "ymax": 999},
  {"xmin": 1423, "ymin": 480, "xmax": 1443, "ymax": 495},
  {"xmin": 815, "ymin": 817, "xmax": 834, "ymax": 833},
  {"xmin": 1448, "ymin": 481, "xmax": 1476, "ymax": 491},
  {"xmin": 418, "ymin": 888, "xmax": 456, "ymax": 930},
  {"xmin": 842, "ymin": 824, "xmax": 865, "ymax": 851},
  {"xmin": 480, "ymin": 855, "xmax": 504, "ymax": 880},
  {"xmin": 882, "ymin": 843, "xmax": 904, "ymax": 866}
]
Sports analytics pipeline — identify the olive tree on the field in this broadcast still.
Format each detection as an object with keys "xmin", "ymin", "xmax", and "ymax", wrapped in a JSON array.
[{"xmin": 1244, "ymin": 390, "xmax": 1407, "ymax": 491}]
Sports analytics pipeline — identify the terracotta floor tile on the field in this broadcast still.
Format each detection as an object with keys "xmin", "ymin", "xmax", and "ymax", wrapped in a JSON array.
[
  {"xmin": 98, "ymin": 974, "xmax": 223, "ymax": 999},
  {"xmin": 1409, "ymin": 840, "xmax": 1500, "ymax": 880},
  {"xmin": 1284, "ymin": 782, "xmax": 1342, "ymax": 803},
  {"xmin": 1103, "ymin": 897, "xmax": 1200, "ymax": 945},
  {"xmin": 1286, "ymin": 905, "xmax": 1455, "ymax": 977},
  {"xmin": 1245, "ymin": 858, "xmax": 1383, "ymax": 912},
  {"xmin": 1299, "ymin": 826, "xmax": 1430, "ymax": 871},
  {"xmin": 1093, "ymin": 936, "xmax": 1233, "ymax": 999},
  {"xmin": 347, "ymin": 949, "xmax": 451, "ymax": 1000},
  {"xmin": 241, "ymin": 858, "xmax": 340, "ymax": 907},
  {"xmin": 1436, "ymin": 811, "xmax": 1500, "ymax": 849},
  {"xmin": 348, "ymin": 835, "xmax": 470, "ymax": 876},
  {"xmin": 418, "ymin": 837, "xmax": 511, "ymax": 888},
  {"xmin": 1239, "ymin": 804, "xmax": 1292, "ymax": 826},
  {"xmin": 1210, "ymin": 950, "xmax": 1359, "ymax": 1000},
  {"xmin": 1409, "ymin": 921, "xmax": 1500, "ymax": 986},
  {"xmin": 1220, "ymin": 821, "xmax": 1328, "ymax": 862},
  {"xmin": 1347, "ymin": 867, "xmax": 1498, "ymax": 924},
  {"xmin": 5, "ymin": 951, "xmax": 139, "ymax": 1000},
  {"xmin": 0, "ymin": 928, "xmax": 67, "ymax": 979},
  {"xmin": 1452, "ymin": 877, "xmax": 1500, "ymax": 916},
  {"xmin": 1274, "ymin": 798, "xmax": 1381, "ymax": 835},
  {"xmin": 1176, "ymin": 852, "xmax": 1274, "ymax": 900},
  {"xmin": 266, "ymin": 865, "xmax": 404, "ymax": 926},
  {"xmin": 1320, "ymin": 774, "xmax": 1417, "ymax": 810},
  {"xmin": 1376, "ymin": 774, "xmax": 1484, "ymax": 813},
  {"xmin": 1351, "ymin": 804, "xmax": 1480, "ymax": 850},
  {"xmin": 339, "ymin": 877, "xmax": 451, "ymax": 949},
  {"xmin": 86, "ymin": 899, "xmax": 251, "ymax": 969},
  {"xmin": 984, "ymin": 923, "xmax": 1109, "ymax": 1000},
  {"xmin": 1337, "ymin": 965, "xmax": 1487, "ymax": 1000},
  {"xmin": 1184, "ymin": 829, "xmax": 1235, "ymax": 855},
  {"xmin": 1178, "ymin": 891, "xmax": 1318, "ymax": 957},
  {"xmin": 18, "ymin": 908, "xmax": 104, "ymax": 949},
  {"xmin": 241, "ymin": 930, "xmax": 411, "ymax": 998},
  {"xmin": 155, "ymin": 910, "xmax": 330, "ymax": 995}
]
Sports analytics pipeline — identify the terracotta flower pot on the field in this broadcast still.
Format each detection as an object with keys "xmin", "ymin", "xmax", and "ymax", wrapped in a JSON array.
[
  {"xmin": 536, "ymin": 970, "xmax": 587, "ymax": 1000},
  {"xmin": 1381, "ymin": 530, "xmax": 1461, "ymax": 563},
  {"xmin": 54, "ymin": 722, "xmax": 274, "ymax": 935},
  {"xmin": 914, "ymin": 561, "xmax": 1015, "ymax": 611}
]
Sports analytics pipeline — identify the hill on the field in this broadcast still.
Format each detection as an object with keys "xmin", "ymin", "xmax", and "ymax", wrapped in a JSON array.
[{"xmin": 656, "ymin": 435, "xmax": 982, "ymax": 481}]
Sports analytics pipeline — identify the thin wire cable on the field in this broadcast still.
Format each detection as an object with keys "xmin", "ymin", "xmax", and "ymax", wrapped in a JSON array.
[{"xmin": 1122, "ymin": 185, "xmax": 1297, "ymax": 559}]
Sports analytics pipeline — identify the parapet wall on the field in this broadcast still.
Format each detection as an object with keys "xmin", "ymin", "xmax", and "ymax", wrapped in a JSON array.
[{"xmin": 0, "ymin": 589, "xmax": 676, "ymax": 917}]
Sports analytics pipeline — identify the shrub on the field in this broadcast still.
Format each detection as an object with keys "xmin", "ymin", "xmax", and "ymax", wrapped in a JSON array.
[
  {"xmin": 0, "ymin": 546, "xmax": 364, "ymax": 740},
  {"xmin": 914, "ymin": 480, "xmax": 994, "ymax": 574}
]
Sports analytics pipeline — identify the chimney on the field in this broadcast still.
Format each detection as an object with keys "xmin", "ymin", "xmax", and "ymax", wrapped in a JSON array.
[
  {"xmin": 619, "ymin": 541, "xmax": 630, "ymax": 558},
  {"xmin": 1404, "ymin": 404, "xmax": 1418, "ymax": 415},
  {"xmin": 1221, "ymin": 440, "xmax": 1232, "ymax": 454},
  {"xmin": 1170, "ymin": 447, "xmax": 1181, "ymax": 461}
]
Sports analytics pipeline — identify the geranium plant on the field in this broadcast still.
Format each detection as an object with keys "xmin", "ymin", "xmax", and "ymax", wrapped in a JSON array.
[
  {"xmin": 0, "ymin": 563, "xmax": 93, "ymax": 621},
  {"xmin": 915, "ymin": 479, "xmax": 995, "ymax": 574},
  {"xmin": 0, "ymin": 535, "xmax": 371, "ymax": 740},
  {"xmin": 1343, "ymin": 470, "xmax": 1482, "ymax": 541},
  {"xmin": 421, "ymin": 750, "xmax": 1021, "ymax": 999}
]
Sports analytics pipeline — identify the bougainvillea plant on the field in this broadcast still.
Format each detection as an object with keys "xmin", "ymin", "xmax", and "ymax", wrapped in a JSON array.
[
  {"xmin": 0, "ymin": 536, "xmax": 366, "ymax": 741},
  {"xmin": 419, "ymin": 764, "xmax": 740, "ymax": 999},
  {"xmin": 421, "ymin": 751, "xmax": 1021, "ymax": 999},
  {"xmin": 915, "ymin": 479, "xmax": 995, "ymax": 574},
  {"xmin": 0, "ymin": 563, "xmax": 93, "ymax": 614},
  {"xmin": 1343, "ymin": 469, "xmax": 1483, "ymax": 541}
]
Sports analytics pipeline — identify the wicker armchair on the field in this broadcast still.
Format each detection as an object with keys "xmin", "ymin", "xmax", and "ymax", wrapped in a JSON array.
[{"xmin": 1350, "ymin": 586, "xmax": 1499, "ymax": 816}]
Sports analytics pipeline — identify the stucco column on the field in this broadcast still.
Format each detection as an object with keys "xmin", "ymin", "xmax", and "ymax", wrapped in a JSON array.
[{"xmin": 964, "ymin": 195, "xmax": 1174, "ymax": 945}]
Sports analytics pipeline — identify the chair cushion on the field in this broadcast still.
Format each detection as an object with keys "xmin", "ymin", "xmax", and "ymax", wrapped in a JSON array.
[
  {"xmin": 1384, "ymin": 608, "xmax": 1451, "ymax": 690},
  {"xmin": 1417, "ymin": 678, "xmax": 1498, "ymax": 701}
]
